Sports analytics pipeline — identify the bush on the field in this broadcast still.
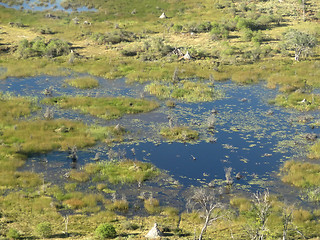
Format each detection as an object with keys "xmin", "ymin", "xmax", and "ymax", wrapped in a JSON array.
[
  {"xmin": 36, "ymin": 222, "xmax": 52, "ymax": 238},
  {"xmin": 7, "ymin": 228, "xmax": 20, "ymax": 239},
  {"xmin": 95, "ymin": 223, "xmax": 117, "ymax": 239},
  {"xmin": 173, "ymin": 24, "xmax": 183, "ymax": 33}
]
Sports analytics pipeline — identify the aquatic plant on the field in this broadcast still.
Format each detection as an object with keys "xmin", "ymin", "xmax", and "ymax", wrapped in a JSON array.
[
  {"xmin": 65, "ymin": 76, "xmax": 99, "ymax": 89},
  {"xmin": 42, "ymin": 96, "xmax": 159, "ymax": 120}
]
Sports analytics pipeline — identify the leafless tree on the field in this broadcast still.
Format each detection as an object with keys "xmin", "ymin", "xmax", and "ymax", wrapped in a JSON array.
[
  {"xmin": 245, "ymin": 189, "xmax": 271, "ymax": 240},
  {"xmin": 188, "ymin": 187, "xmax": 224, "ymax": 240},
  {"xmin": 224, "ymin": 167, "xmax": 233, "ymax": 185},
  {"xmin": 44, "ymin": 107, "xmax": 54, "ymax": 120},
  {"xmin": 207, "ymin": 114, "xmax": 216, "ymax": 129},
  {"xmin": 282, "ymin": 204, "xmax": 293, "ymax": 240},
  {"xmin": 172, "ymin": 67, "xmax": 180, "ymax": 84}
]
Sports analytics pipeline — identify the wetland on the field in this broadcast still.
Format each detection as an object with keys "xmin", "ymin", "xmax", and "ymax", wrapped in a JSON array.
[{"xmin": 0, "ymin": 0, "xmax": 320, "ymax": 239}]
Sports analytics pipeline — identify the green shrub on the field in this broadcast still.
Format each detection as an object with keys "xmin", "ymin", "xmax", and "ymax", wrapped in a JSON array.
[
  {"xmin": 7, "ymin": 228, "xmax": 20, "ymax": 239},
  {"xmin": 36, "ymin": 222, "xmax": 52, "ymax": 238},
  {"xmin": 95, "ymin": 223, "xmax": 117, "ymax": 239}
]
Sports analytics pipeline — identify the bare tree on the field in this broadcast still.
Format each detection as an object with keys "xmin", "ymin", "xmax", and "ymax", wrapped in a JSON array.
[
  {"xmin": 188, "ymin": 187, "xmax": 223, "ymax": 240},
  {"xmin": 224, "ymin": 167, "xmax": 233, "ymax": 185},
  {"xmin": 172, "ymin": 67, "xmax": 180, "ymax": 84},
  {"xmin": 245, "ymin": 189, "xmax": 271, "ymax": 240},
  {"xmin": 282, "ymin": 204, "xmax": 293, "ymax": 240}
]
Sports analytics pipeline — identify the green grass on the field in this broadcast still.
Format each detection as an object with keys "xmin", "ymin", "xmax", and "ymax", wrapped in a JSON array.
[
  {"xmin": 65, "ymin": 76, "xmax": 99, "ymax": 89},
  {"xmin": 145, "ymin": 80, "xmax": 221, "ymax": 102},
  {"xmin": 160, "ymin": 126, "xmax": 199, "ymax": 141},
  {"xmin": 309, "ymin": 141, "xmax": 320, "ymax": 159},
  {"xmin": 1, "ymin": 119, "xmax": 96, "ymax": 155},
  {"xmin": 42, "ymin": 96, "xmax": 159, "ymax": 120},
  {"xmin": 85, "ymin": 159, "xmax": 160, "ymax": 185},
  {"xmin": 281, "ymin": 160, "xmax": 320, "ymax": 188},
  {"xmin": 272, "ymin": 92, "xmax": 320, "ymax": 111}
]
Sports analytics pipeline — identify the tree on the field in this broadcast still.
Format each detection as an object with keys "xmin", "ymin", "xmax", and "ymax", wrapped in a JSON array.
[
  {"xmin": 188, "ymin": 187, "xmax": 223, "ymax": 240},
  {"xmin": 283, "ymin": 29, "xmax": 317, "ymax": 61},
  {"xmin": 245, "ymin": 190, "xmax": 271, "ymax": 240}
]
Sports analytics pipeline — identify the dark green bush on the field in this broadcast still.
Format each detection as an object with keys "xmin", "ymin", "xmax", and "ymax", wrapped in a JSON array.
[
  {"xmin": 95, "ymin": 223, "xmax": 117, "ymax": 239},
  {"xmin": 17, "ymin": 37, "xmax": 69, "ymax": 58}
]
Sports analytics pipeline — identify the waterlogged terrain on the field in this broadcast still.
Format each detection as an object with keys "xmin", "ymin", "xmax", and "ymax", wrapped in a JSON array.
[{"xmin": 1, "ymin": 76, "xmax": 319, "ymax": 202}]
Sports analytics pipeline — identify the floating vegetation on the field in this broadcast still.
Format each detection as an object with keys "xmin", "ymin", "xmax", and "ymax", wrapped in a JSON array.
[
  {"xmin": 42, "ymin": 96, "xmax": 159, "ymax": 120},
  {"xmin": 145, "ymin": 80, "xmax": 223, "ymax": 102},
  {"xmin": 160, "ymin": 126, "xmax": 199, "ymax": 142},
  {"xmin": 65, "ymin": 76, "xmax": 99, "ymax": 89}
]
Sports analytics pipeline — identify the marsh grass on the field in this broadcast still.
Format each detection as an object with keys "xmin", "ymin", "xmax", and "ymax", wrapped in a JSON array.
[
  {"xmin": 281, "ymin": 161, "xmax": 320, "ymax": 188},
  {"xmin": 273, "ymin": 92, "xmax": 320, "ymax": 111},
  {"xmin": 107, "ymin": 199, "xmax": 129, "ymax": 212},
  {"xmin": 42, "ymin": 96, "xmax": 159, "ymax": 120},
  {"xmin": 160, "ymin": 126, "xmax": 199, "ymax": 141},
  {"xmin": 144, "ymin": 197, "xmax": 161, "ymax": 214},
  {"xmin": 230, "ymin": 197, "xmax": 252, "ymax": 212},
  {"xmin": 89, "ymin": 125, "xmax": 126, "ymax": 142},
  {"xmin": 85, "ymin": 159, "xmax": 160, "ymax": 185},
  {"xmin": 65, "ymin": 76, "xmax": 99, "ymax": 89},
  {"xmin": 2, "ymin": 119, "xmax": 96, "ymax": 155},
  {"xmin": 145, "ymin": 80, "xmax": 221, "ymax": 102},
  {"xmin": 309, "ymin": 141, "xmax": 320, "ymax": 159},
  {"xmin": 69, "ymin": 169, "xmax": 90, "ymax": 182}
]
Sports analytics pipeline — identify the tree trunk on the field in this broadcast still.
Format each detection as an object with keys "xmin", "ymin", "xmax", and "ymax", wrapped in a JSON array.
[{"xmin": 198, "ymin": 212, "xmax": 211, "ymax": 240}]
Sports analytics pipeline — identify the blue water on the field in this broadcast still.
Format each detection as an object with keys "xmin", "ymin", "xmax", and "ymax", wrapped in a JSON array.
[
  {"xmin": 0, "ymin": 0, "xmax": 96, "ymax": 12},
  {"xmin": 3, "ymin": 75, "xmax": 318, "ymax": 193}
]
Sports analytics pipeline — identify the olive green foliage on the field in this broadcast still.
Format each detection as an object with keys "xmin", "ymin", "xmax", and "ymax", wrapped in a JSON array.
[
  {"xmin": 281, "ymin": 161, "xmax": 320, "ymax": 188},
  {"xmin": 144, "ymin": 197, "xmax": 161, "ymax": 214},
  {"xmin": 35, "ymin": 222, "xmax": 52, "ymax": 238},
  {"xmin": 6, "ymin": 228, "xmax": 20, "ymax": 239},
  {"xmin": 42, "ymin": 96, "xmax": 159, "ymax": 120},
  {"xmin": 95, "ymin": 223, "xmax": 117, "ymax": 239},
  {"xmin": 160, "ymin": 126, "xmax": 199, "ymax": 141},
  {"xmin": 92, "ymin": 30, "xmax": 136, "ymax": 45},
  {"xmin": 145, "ymin": 80, "xmax": 220, "ymax": 102},
  {"xmin": 309, "ymin": 141, "xmax": 320, "ymax": 159},
  {"xmin": 17, "ymin": 37, "xmax": 70, "ymax": 58},
  {"xmin": 85, "ymin": 159, "xmax": 160, "ymax": 184},
  {"xmin": 2, "ymin": 119, "xmax": 96, "ymax": 154},
  {"xmin": 283, "ymin": 29, "xmax": 318, "ymax": 61},
  {"xmin": 65, "ymin": 76, "xmax": 99, "ymax": 89},
  {"xmin": 273, "ymin": 92, "xmax": 320, "ymax": 111}
]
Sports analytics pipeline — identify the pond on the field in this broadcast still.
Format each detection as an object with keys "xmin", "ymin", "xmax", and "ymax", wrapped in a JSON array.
[
  {"xmin": 1, "ymin": 75, "xmax": 319, "ymax": 209},
  {"xmin": 0, "ymin": 0, "xmax": 96, "ymax": 12}
]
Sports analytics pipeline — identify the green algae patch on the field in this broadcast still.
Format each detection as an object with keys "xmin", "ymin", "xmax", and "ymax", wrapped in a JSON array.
[
  {"xmin": 85, "ymin": 159, "xmax": 160, "ymax": 185},
  {"xmin": 42, "ymin": 96, "xmax": 159, "ymax": 120},
  {"xmin": 281, "ymin": 161, "xmax": 320, "ymax": 188},
  {"xmin": 160, "ymin": 126, "xmax": 199, "ymax": 141},
  {"xmin": 65, "ymin": 76, "xmax": 99, "ymax": 89},
  {"xmin": 145, "ymin": 80, "xmax": 222, "ymax": 102},
  {"xmin": 272, "ymin": 92, "xmax": 320, "ymax": 111}
]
